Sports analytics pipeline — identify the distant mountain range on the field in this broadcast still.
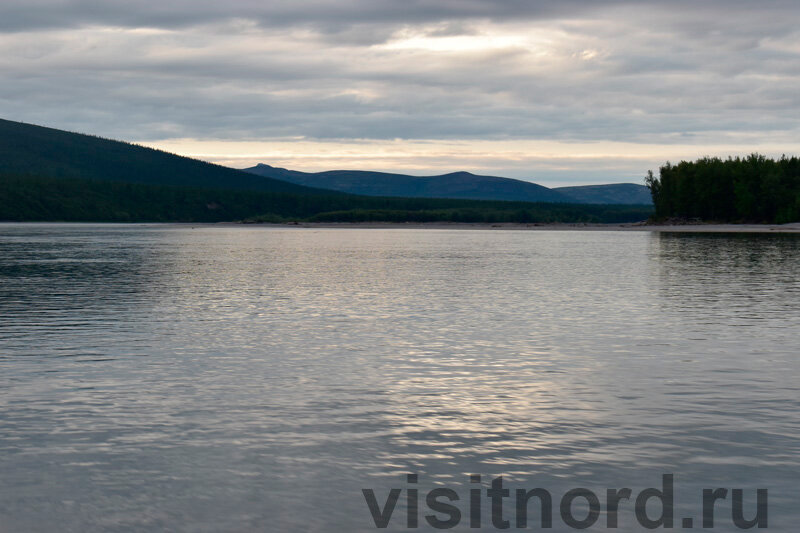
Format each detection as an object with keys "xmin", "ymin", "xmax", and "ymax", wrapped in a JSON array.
[
  {"xmin": 244, "ymin": 164, "xmax": 652, "ymax": 205},
  {"xmin": 0, "ymin": 117, "xmax": 653, "ymax": 223},
  {"xmin": 0, "ymin": 116, "xmax": 651, "ymax": 206}
]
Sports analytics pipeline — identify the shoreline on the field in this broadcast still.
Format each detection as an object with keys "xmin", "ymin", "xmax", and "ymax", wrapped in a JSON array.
[
  {"xmin": 242, "ymin": 221, "xmax": 800, "ymax": 232},
  {"xmin": 3, "ymin": 221, "xmax": 800, "ymax": 232}
]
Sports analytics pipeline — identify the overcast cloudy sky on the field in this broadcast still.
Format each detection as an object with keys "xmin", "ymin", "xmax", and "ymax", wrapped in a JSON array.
[{"xmin": 1, "ymin": 1, "xmax": 799, "ymax": 185}]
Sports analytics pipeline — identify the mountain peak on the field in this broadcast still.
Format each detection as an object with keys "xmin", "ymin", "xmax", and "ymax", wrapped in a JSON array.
[{"xmin": 441, "ymin": 171, "xmax": 476, "ymax": 178}]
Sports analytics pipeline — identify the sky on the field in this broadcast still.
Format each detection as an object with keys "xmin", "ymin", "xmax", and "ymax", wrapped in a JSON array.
[{"xmin": 1, "ymin": 1, "xmax": 799, "ymax": 186}]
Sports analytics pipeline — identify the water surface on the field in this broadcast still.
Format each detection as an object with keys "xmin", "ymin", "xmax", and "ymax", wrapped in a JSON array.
[{"xmin": 1, "ymin": 224, "xmax": 798, "ymax": 531}]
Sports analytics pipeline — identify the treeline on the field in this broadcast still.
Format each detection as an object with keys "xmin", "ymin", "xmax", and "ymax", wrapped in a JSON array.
[
  {"xmin": 0, "ymin": 174, "xmax": 653, "ymax": 223},
  {"xmin": 303, "ymin": 206, "xmax": 650, "ymax": 224},
  {"xmin": 645, "ymin": 154, "xmax": 800, "ymax": 223}
]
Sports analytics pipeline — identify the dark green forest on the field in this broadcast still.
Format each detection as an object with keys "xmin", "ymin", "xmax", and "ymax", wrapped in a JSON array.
[
  {"xmin": 646, "ymin": 154, "xmax": 800, "ymax": 223},
  {"xmin": 0, "ymin": 174, "xmax": 652, "ymax": 223}
]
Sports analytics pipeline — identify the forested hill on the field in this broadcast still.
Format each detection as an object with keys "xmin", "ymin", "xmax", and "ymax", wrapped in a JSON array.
[
  {"xmin": 646, "ymin": 154, "xmax": 800, "ymax": 223},
  {"xmin": 0, "ymin": 118, "xmax": 322, "ymax": 194}
]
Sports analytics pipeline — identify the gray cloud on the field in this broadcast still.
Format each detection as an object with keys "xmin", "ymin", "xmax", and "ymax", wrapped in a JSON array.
[
  {"xmin": 1, "ymin": 1, "xmax": 798, "ymax": 34},
  {"xmin": 1, "ymin": 1, "xmax": 799, "ymax": 183},
  {"xmin": 0, "ymin": 1, "xmax": 616, "ymax": 32}
]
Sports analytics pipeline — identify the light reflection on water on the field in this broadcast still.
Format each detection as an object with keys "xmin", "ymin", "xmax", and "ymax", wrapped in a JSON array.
[{"xmin": 1, "ymin": 224, "xmax": 799, "ymax": 532}]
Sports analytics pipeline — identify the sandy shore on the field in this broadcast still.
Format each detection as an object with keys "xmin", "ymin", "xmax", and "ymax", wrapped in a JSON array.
[{"xmin": 248, "ymin": 221, "xmax": 800, "ymax": 233}]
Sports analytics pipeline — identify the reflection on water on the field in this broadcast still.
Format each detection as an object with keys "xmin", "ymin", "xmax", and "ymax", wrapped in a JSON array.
[{"xmin": 1, "ymin": 224, "xmax": 799, "ymax": 532}]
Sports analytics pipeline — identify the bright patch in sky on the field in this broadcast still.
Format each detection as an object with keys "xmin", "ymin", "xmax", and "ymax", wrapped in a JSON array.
[{"xmin": 380, "ymin": 31, "xmax": 531, "ymax": 52}]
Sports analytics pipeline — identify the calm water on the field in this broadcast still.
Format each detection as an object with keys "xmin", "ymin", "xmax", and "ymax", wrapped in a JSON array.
[{"xmin": 1, "ymin": 224, "xmax": 798, "ymax": 532}]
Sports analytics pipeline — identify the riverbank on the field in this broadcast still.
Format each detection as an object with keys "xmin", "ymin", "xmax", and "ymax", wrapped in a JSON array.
[
  {"xmin": 3, "ymin": 221, "xmax": 800, "ymax": 232},
  {"xmin": 245, "ymin": 221, "xmax": 800, "ymax": 232}
]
